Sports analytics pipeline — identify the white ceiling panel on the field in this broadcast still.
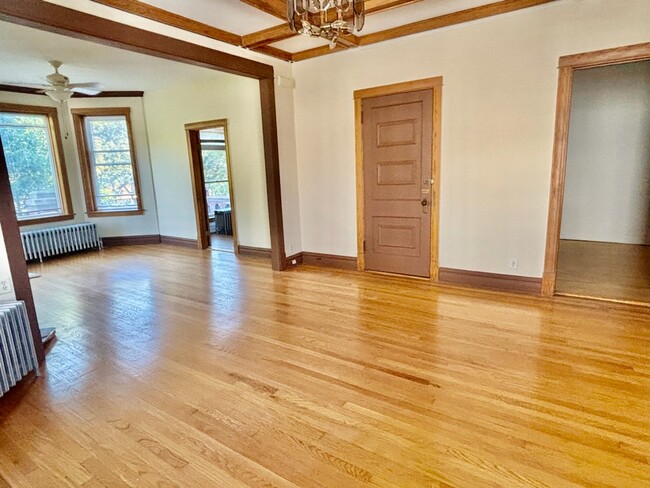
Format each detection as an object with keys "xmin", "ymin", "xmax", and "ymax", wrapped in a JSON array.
[
  {"xmin": 271, "ymin": 0, "xmax": 497, "ymax": 53},
  {"xmin": 270, "ymin": 35, "xmax": 331, "ymax": 53},
  {"xmin": 144, "ymin": 0, "xmax": 281, "ymax": 35},
  {"xmin": 0, "ymin": 21, "xmax": 232, "ymax": 92},
  {"xmin": 359, "ymin": 0, "xmax": 497, "ymax": 35}
]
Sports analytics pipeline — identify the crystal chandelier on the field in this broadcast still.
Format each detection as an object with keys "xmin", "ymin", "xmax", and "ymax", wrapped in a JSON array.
[{"xmin": 287, "ymin": 0, "xmax": 365, "ymax": 49}]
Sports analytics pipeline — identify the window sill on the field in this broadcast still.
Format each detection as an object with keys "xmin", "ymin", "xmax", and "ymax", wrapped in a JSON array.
[
  {"xmin": 87, "ymin": 209, "xmax": 144, "ymax": 218},
  {"xmin": 18, "ymin": 214, "xmax": 75, "ymax": 227}
]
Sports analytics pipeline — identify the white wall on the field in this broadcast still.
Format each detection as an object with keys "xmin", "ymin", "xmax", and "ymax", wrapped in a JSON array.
[
  {"xmin": 47, "ymin": 0, "xmax": 303, "ymax": 256},
  {"xmin": 0, "ymin": 91, "xmax": 160, "ymax": 237},
  {"xmin": 144, "ymin": 74, "xmax": 271, "ymax": 248},
  {"xmin": 291, "ymin": 0, "xmax": 650, "ymax": 277},
  {"xmin": 0, "ymin": 225, "xmax": 16, "ymax": 302},
  {"xmin": 561, "ymin": 61, "xmax": 650, "ymax": 245}
]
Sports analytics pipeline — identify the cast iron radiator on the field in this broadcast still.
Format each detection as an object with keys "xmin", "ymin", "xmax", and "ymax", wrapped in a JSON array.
[
  {"xmin": 0, "ymin": 301, "xmax": 40, "ymax": 397},
  {"xmin": 20, "ymin": 223, "xmax": 103, "ymax": 262}
]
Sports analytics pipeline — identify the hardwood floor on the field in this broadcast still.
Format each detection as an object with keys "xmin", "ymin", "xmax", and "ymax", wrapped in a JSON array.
[
  {"xmin": 210, "ymin": 233, "xmax": 234, "ymax": 252},
  {"xmin": 556, "ymin": 239, "xmax": 650, "ymax": 304},
  {"xmin": 1, "ymin": 245, "xmax": 649, "ymax": 487}
]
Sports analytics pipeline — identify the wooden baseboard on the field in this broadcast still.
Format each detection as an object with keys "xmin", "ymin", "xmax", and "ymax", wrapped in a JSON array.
[
  {"xmin": 160, "ymin": 235, "xmax": 198, "ymax": 248},
  {"xmin": 286, "ymin": 252, "xmax": 304, "ymax": 267},
  {"xmin": 238, "ymin": 245, "xmax": 272, "ymax": 258},
  {"xmin": 102, "ymin": 235, "xmax": 161, "ymax": 247},
  {"xmin": 301, "ymin": 252, "xmax": 357, "ymax": 270},
  {"xmin": 439, "ymin": 267, "xmax": 542, "ymax": 294}
]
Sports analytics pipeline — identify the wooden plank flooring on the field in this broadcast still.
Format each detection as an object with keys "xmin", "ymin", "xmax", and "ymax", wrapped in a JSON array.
[
  {"xmin": 0, "ymin": 245, "xmax": 649, "ymax": 487},
  {"xmin": 556, "ymin": 239, "xmax": 650, "ymax": 304}
]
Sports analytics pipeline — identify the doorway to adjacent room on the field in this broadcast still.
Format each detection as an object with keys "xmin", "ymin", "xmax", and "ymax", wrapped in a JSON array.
[
  {"xmin": 186, "ymin": 119, "xmax": 237, "ymax": 253},
  {"xmin": 543, "ymin": 43, "xmax": 650, "ymax": 305}
]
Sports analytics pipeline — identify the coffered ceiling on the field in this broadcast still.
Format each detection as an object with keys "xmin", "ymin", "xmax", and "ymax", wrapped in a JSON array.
[{"xmin": 90, "ymin": 0, "xmax": 557, "ymax": 62}]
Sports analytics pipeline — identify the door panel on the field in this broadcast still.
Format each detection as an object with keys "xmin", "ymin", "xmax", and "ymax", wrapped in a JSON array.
[{"xmin": 363, "ymin": 90, "xmax": 433, "ymax": 277}]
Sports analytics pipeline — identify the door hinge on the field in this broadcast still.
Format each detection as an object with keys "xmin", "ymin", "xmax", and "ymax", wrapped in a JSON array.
[
  {"xmin": 363, "ymin": 240, "xmax": 366, "ymax": 252},
  {"xmin": 361, "ymin": 110, "xmax": 364, "ymax": 124}
]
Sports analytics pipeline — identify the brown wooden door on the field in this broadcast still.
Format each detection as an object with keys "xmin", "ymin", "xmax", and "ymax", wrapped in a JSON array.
[{"xmin": 363, "ymin": 89, "xmax": 433, "ymax": 277}]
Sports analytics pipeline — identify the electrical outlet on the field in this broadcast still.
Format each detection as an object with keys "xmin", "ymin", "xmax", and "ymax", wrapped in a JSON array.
[
  {"xmin": 291, "ymin": 259, "xmax": 297, "ymax": 265},
  {"xmin": 508, "ymin": 258, "xmax": 519, "ymax": 270},
  {"xmin": 0, "ymin": 277, "xmax": 12, "ymax": 295}
]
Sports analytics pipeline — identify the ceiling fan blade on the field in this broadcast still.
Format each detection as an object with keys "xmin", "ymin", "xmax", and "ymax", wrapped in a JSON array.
[{"xmin": 68, "ymin": 82, "xmax": 104, "ymax": 96}]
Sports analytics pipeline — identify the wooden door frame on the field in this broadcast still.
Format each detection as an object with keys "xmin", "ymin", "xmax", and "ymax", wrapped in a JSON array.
[
  {"xmin": 0, "ymin": 0, "xmax": 287, "ymax": 271},
  {"xmin": 541, "ymin": 41, "xmax": 650, "ymax": 296},
  {"xmin": 354, "ymin": 76, "xmax": 443, "ymax": 280},
  {"xmin": 186, "ymin": 119, "xmax": 239, "ymax": 252}
]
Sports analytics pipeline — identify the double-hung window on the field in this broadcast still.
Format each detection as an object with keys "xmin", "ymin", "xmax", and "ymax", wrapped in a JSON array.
[
  {"xmin": 72, "ymin": 108, "xmax": 143, "ymax": 216},
  {"xmin": 0, "ymin": 103, "xmax": 73, "ymax": 225}
]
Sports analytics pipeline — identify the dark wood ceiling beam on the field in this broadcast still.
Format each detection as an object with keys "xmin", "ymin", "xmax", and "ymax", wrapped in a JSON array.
[
  {"xmin": 0, "ymin": 0, "xmax": 273, "ymax": 78},
  {"xmin": 0, "ymin": 84, "xmax": 145, "ymax": 97},
  {"xmin": 359, "ymin": 0, "xmax": 556, "ymax": 46},
  {"xmin": 364, "ymin": 0, "xmax": 421, "ymax": 14},
  {"xmin": 292, "ymin": 0, "xmax": 556, "ymax": 61},
  {"xmin": 291, "ymin": 44, "xmax": 352, "ymax": 62},
  {"xmin": 239, "ymin": 0, "xmax": 286, "ymax": 19},
  {"xmin": 242, "ymin": 0, "xmax": 419, "ymax": 49},
  {"xmin": 90, "ymin": 0, "xmax": 241, "ymax": 46},
  {"xmin": 87, "ymin": 0, "xmax": 293, "ymax": 61},
  {"xmin": 250, "ymin": 44, "xmax": 294, "ymax": 62},
  {"xmin": 242, "ymin": 24, "xmax": 294, "ymax": 48}
]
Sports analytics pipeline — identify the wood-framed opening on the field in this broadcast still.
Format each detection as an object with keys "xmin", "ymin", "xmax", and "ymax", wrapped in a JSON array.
[
  {"xmin": 0, "ymin": 0, "xmax": 286, "ymax": 271},
  {"xmin": 354, "ymin": 76, "xmax": 443, "ymax": 280},
  {"xmin": 71, "ymin": 107, "xmax": 145, "ymax": 218},
  {"xmin": 185, "ymin": 119, "xmax": 239, "ymax": 253},
  {"xmin": 542, "ymin": 41, "xmax": 650, "ymax": 297}
]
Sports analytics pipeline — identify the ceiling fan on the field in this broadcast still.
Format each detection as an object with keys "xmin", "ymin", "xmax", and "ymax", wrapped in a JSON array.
[{"xmin": 12, "ymin": 60, "xmax": 104, "ymax": 102}]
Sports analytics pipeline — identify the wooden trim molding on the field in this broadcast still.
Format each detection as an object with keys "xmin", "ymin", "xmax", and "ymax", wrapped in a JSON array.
[
  {"xmin": 238, "ymin": 245, "xmax": 272, "ymax": 258},
  {"xmin": 160, "ymin": 235, "xmax": 198, "ymax": 248},
  {"xmin": 0, "ymin": 84, "xmax": 144, "ymax": 98},
  {"xmin": 102, "ymin": 234, "xmax": 161, "ymax": 247},
  {"xmin": 89, "ymin": 0, "xmax": 241, "ymax": 46},
  {"xmin": 259, "ymin": 78, "xmax": 287, "ymax": 270},
  {"xmin": 559, "ymin": 42, "xmax": 650, "ymax": 69},
  {"xmin": 541, "ymin": 66, "xmax": 573, "ymax": 296},
  {"xmin": 292, "ymin": 0, "xmax": 555, "ymax": 61},
  {"xmin": 353, "ymin": 76, "xmax": 443, "ymax": 100},
  {"xmin": 301, "ymin": 252, "xmax": 357, "ymax": 270},
  {"xmin": 0, "ymin": 102, "xmax": 74, "ymax": 225},
  {"xmin": 0, "ymin": 141, "xmax": 44, "ymax": 363},
  {"xmin": 439, "ymin": 268, "xmax": 542, "ymax": 294},
  {"xmin": 71, "ymin": 107, "xmax": 144, "ymax": 217},
  {"xmin": 354, "ymin": 77, "xmax": 442, "ymax": 280},
  {"xmin": 286, "ymin": 252, "xmax": 304, "ymax": 266},
  {"xmin": 18, "ymin": 214, "xmax": 75, "ymax": 227},
  {"xmin": 0, "ymin": 0, "xmax": 273, "ymax": 79},
  {"xmin": 0, "ymin": 0, "xmax": 287, "ymax": 271},
  {"xmin": 82, "ymin": 0, "xmax": 553, "ymax": 63},
  {"xmin": 541, "ymin": 42, "xmax": 650, "ymax": 297}
]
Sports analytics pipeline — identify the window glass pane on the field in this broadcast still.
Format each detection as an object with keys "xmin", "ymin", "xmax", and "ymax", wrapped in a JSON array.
[
  {"xmin": 94, "ymin": 151, "xmax": 132, "ymax": 166},
  {"xmin": 199, "ymin": 127, "xmax": 225, "ymax": 142},
  {"xmin": 93, "ymin": 163, "xmax": 137, "ymax": 209},
  {"xmin": 201, "ymin": 149, "xmax": 228, "ymax": 182},
  {"xmin": 205, "ymin": 181, "xmax": 230, "ymax": 212},
  {"xmin": 86, "ymin": 117, "xmax": 130, "ymax": 151},
  {"xmin": 0, "ymin": 113, "xmax": 47, "ymax": 126},
  {"xmin": 0, "ymin": 113, "xmax": 64, "ymax": 220},
  {"xmin": 83, "ymin": 114, "xmax": 139, "ymax": 211}
]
